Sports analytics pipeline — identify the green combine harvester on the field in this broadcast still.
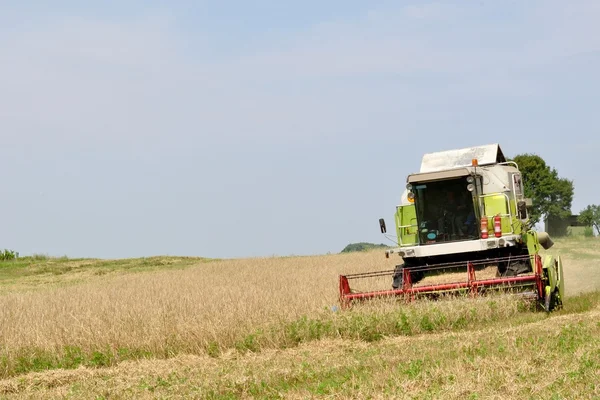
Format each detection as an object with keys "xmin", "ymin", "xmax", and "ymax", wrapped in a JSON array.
[{"xmin": 339, "ymin": 143, "xmax": 565, "ymax": 311}]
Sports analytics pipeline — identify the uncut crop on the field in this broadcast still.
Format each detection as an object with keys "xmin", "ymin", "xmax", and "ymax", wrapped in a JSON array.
[
  {"xmin": 0, "ymin": 237, "xmax": 597, "ymax": 379},
  {"xmin": 0, "ymin": 252, "xmax": 388, "ymax": 374}
]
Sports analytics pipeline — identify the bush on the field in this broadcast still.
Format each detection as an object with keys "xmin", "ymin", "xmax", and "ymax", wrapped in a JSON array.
[
  {"xmin": 583, "ymin": 226, "xmax": 595, "ymax": 237},
  {"xmin": 341, "ymin": 243, "xmax": 390, "ymax": 253},
  {"xmin": 0, "ymin": 249, "xmax": 19, "ymax": 261}
]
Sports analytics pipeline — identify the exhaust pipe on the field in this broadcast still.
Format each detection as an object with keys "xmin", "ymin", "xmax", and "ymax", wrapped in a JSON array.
[{"xmin": 537, "ymin": 231, "xmax": 554, "ymax": 250}]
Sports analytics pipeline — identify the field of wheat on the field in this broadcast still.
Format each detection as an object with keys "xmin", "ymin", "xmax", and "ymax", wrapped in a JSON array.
[
  {"xmin": 0, "ymin": 237, "xmax": 599, "ymax": 398},
  {"xmin": 0, "ymin": 251, "xmax": 386, "ymax": 364}
]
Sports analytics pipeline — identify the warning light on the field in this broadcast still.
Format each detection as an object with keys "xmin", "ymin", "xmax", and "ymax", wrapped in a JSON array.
[{"xmin": 472, "ymin": 158, "xmax": 478, "ymax": 166}]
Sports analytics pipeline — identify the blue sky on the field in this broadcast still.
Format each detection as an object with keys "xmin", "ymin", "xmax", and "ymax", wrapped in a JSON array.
[{"xmin": 1, "ymin": 1, "xmax": 599, "ymax": 259}]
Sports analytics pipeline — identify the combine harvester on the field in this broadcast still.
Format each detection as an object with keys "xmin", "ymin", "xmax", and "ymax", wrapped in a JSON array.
[{"xmin": 339, "ymin": 143, "xmax": 564, "ymax": 312}]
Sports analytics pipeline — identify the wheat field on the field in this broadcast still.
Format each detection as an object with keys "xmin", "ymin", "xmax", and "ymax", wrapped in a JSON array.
[
  {"xmin": 0, "ymin": 251, "xmax": 398, "ymax": 374},
  {"xmin": 0, "ymin": 237, "xmax": 599, "ymax": 398}
]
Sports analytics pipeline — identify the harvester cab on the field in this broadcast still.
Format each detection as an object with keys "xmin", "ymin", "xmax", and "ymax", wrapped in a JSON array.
[{"xmin": 339, "ymin": 143, "xmax": 564, "ymax": 312}]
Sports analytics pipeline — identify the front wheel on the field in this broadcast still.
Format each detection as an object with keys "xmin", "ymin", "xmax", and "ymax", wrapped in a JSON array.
[
  {"xmin": 392, "ymin": 264, "xmax": 424, "ymax": 289},
  {"xmin": 544, "ymin": 287, "xmax": 562, "ymax": 312},
  {"xmin": 498, "ymin": 260, "xmax": 530, "ymax": 277},
  {"xmin": 392, "ymin": 264, "xmax": 404, "ymax": 289}
]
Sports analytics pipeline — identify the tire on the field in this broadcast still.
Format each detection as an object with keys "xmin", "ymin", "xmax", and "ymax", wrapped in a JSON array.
[
  {"xmin": 544, "ymin": 288, "xmax": 562, "ymax": 312},
  {"xmin": 501, "ymin": 261, "xmax": 530, "ymax": 277},
  {"xmin": 392, "ymin": 264, "xmax": 425, "ymax": 289},
  {"xmin": 544, "ymin": 289, "xmax": 551, "ymax": 312},
  {"xmin": 392, "ymin": 264, "xmax": 404, "ymax": 289}
]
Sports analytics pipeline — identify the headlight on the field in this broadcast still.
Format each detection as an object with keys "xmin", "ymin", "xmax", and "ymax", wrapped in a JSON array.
[
  {"xmin": 466, "ymin": 176, "xmax": 475, "ymax": 183},
  {"xmin": 467, "ymin": 183, "xmax": 475, "ymax": 192}
]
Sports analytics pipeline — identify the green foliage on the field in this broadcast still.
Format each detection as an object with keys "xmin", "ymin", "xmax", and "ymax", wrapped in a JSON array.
[
  {"xmin": 509, "ymin": 154, "xmax": 574, "ymax": 226},
  {"xmin": 578, "ymin": 204, "xmax": 600, "ymax": 236},
  {"xmin": 234, "ymin": 332, "xmax": 261, "ymax": 354},
  {"xmin": 0, "ymin": 346, "xmax": 155, "ymax": 378},
  {"xmin": 341, "ymin": 242, "xmax": 389, "ymax": 253},
  {"xmin": 205, "ymin": 341, "xmax": 221, "ymax": 358},
  {"xmin": 0, "ymin": 249, "xmax": 18, "ymax": 261},
  {"xmin": 583, "ymin": 227, "xmax": 595, "ymax": 237}
]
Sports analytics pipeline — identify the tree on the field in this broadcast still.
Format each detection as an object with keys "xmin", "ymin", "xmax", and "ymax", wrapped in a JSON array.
[
  {"xmin": 578, "ymin": 205, "xmax": 600, "ymax": 235},
  {"xmin": 341, "ymin": 242, "xmax": 389, "ymax": 253},
  {"xmin": 509, "ymin": 154, "xmax": 574, "ymax": 226}
]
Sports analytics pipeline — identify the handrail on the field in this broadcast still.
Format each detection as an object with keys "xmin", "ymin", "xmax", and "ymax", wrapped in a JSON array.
[
  {"xmin": 395, "ymin": 207, "xmax": 417, "ymax": 246},
  {"xmin": 498, "ymin": 161, "xmax": 519, "ymax": 170},
  {"xmin": 397, "ymin": 223, "xmax": 418, "ymax": 246}
]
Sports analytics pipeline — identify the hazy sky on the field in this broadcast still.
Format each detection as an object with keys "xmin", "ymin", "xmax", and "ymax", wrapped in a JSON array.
[{"xmin": 2, "ymin": 1, "xmax": 599, "ymax": 259}]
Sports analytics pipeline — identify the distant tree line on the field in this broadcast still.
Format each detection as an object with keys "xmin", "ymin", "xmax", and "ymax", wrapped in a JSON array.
[{"xmin": 341, "ymin": 242, "xmax": 390, "ymax": 253}]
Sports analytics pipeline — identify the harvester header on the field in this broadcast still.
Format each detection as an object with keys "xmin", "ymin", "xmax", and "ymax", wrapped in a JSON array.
[{"xmin": 340, "ymin": 143, "xmax": 564, "ymax": 312}]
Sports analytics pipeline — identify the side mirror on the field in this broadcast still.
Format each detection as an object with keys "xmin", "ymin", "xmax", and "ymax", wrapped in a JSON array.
[
  {"xmin": 379, "ymin": 218, "xmax": 387, "ymax": 234},
  {"xmin": 517, "ymin": 201, "xmax": 527, "ymax": 220}
]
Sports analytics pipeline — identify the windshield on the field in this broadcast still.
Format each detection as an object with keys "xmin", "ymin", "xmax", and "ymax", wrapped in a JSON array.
[{"xmin": 412, "ymin": 177, "xmax": 478, "ymax": 244}]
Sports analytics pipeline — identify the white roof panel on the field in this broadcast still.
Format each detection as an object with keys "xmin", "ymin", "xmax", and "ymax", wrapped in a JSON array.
[{"xmin": 419, "ymin": 143, "xmax": 506, "ymax": 173}]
